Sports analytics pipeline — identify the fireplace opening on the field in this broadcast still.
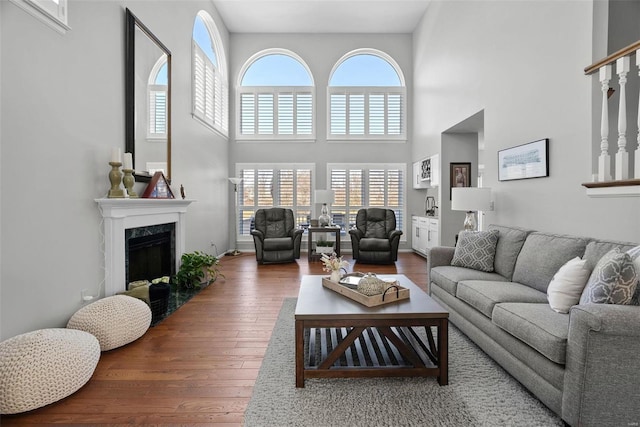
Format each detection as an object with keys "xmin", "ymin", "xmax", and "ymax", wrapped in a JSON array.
[{"xmin": 125, "ymin": 223, "xmax": 176, "ymax": 289}]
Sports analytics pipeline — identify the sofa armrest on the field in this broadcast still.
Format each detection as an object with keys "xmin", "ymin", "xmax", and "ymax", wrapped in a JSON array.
[
  {"xmin": 562, "ymin": 304, "xmax": 640, "ymax": 426},
  {"xmin": 426, "ymin": 246, "xmax": 455, "ymax": 272}
]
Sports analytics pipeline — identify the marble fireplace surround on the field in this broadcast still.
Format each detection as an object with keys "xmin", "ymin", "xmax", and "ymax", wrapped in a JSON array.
[{"xmin": 96, "ymin": 198, "xmax": 194, "ymax": 296}]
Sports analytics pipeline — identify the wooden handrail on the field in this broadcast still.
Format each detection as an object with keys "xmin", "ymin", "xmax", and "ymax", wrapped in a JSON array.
[{"xmin": 585, "ymin": 39, "xmax": 640, "ymax": 75}]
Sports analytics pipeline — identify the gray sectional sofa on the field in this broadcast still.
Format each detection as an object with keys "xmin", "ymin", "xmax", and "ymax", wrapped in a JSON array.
[{"xmin": 426, "ymin": 224, "xmax": 640, "ymax": 427}]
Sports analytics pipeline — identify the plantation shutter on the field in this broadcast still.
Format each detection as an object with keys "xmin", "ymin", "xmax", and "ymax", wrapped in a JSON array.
[
  {"xmin": 149, "ymin": 84, "xmax": 167, "ymax": 137},
  {"xmin": 240, "ymin": 89, "xmax": 314, "ymax": 138},
  {"xmin": 192, "ymin": 41, "xmax": 228, "ymax": 135}
]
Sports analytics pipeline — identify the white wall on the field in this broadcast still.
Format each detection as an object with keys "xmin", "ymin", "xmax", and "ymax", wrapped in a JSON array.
[
  {"xmin": 229, "ymin": 33, "xmax": 414, "ymax": 250},
  {"xmin": 0, "ymin": 0, "xmax": 230, "ymax": 340},
  {"xmin": 413, "ymin": 0, "xmax": 640, "ymax": 242}
]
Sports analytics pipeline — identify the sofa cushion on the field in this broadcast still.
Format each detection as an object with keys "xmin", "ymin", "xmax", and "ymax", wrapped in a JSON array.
[
  {"xmin": 583, "ymin": 239, "xmax": 637, "ymax": 271},
  {"xmin": 579, "ymin": 248, "xmax": 638, "ymax": 305},
  {"xmin": 451, "ymin": 230, "xmax": 499, "ymax": 272},
  {"xmin": 430, "ymin": 266, "xmax": 508, "ymax": 297},
  {"xmin": 456, "ymin": 280, "xmax": 549, "ymax": 318},
  {"xmin": 492, "ymin": 303, "xmax": 569, "ymax": 365},
  {"xmin": 629, "ymin": 246, "xmax": 640, "ymax": 305},
  {"xmin": 359, "ymin": 238, "xmax": 391, "ymax": 251},
  {"xmin": 263, "ymin": 237, "xmax": 294, "ymax": 251},
  {"xmin": 546, "ymin": 257, "xmax": 591, "ymax": 313},
  {"xmin": 512, "ymin": 232, "xmax": 589, "ymax": 293},
  {"xmin": 488, "ymin": 224, "xmax": 533, "ymax": 280}
]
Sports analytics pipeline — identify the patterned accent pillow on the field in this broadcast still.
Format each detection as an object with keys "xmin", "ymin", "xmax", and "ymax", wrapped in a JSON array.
[
  {"xmin": 627, "ymin": 246, "xmax": 640, "ymax": 305},
  {"xmin": 579, "ymin": 248, "xmax": 638, "ymax": 305},
  {"xmin": 451, "ymin": 230, "xmax": 499, "ymax": 272}
]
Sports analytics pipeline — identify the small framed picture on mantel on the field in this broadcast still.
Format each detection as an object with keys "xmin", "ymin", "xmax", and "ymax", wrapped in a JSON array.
[{"xmin": 141, "ymin": 171, "xmax": 175, "ymax": 199}]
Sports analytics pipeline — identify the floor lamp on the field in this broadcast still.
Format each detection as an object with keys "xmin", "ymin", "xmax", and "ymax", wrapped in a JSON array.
[{"xmin": 228, "ymin": 177, "xmax": 243, "ymax": 256}]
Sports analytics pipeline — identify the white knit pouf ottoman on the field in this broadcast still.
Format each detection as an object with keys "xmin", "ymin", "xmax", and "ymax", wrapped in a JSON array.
[
  {"xmin": 0, "ymin": 328, "xmax": 100, "ymax": 414},
  {"xmin": 67, "ymin": 295, "xmax": 151, "ymax": 351}
]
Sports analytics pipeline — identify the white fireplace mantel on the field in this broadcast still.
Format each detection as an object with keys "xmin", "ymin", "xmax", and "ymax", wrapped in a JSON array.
[{"xmin": 95, "ymin": 198, "xmax": 195, "ymax": 296}]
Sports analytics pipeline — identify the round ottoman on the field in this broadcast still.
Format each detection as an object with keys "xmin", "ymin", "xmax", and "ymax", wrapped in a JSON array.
[
  {"xmin": 0, "ymin": 328, "xmax": 100, "ymax": 414},
  {"xmin": 67, "ymin": 295, "xmax": 151, "ymax": 351}
]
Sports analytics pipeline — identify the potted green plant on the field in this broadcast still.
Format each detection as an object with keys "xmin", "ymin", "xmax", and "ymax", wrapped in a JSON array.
[{"xmin": 173, "ymin": 251, "xmax": 223, "ymax": 289}]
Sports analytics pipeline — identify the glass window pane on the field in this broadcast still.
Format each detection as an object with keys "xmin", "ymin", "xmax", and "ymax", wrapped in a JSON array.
[
  {"xmin": 330, "ymin": 54, "xmax": 401, "ymax": 87},
  {"xmin": 242, "ymin": 54, "xmax": 312, "ymax": 86}
]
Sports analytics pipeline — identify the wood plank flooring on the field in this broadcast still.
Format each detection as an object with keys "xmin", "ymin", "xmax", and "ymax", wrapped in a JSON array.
[{"xmin": 1, "ymin": 252, "xmax": 427, "ymax": 426}]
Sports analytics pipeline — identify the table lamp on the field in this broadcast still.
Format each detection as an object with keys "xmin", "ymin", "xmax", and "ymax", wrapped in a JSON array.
[
  {"xmin": 451, "ymin": 187, "xmax": 493, "ymax": 231},
  {"xmin": 314, "ymin": 190, "xmax": 335, "ymax": 227}
]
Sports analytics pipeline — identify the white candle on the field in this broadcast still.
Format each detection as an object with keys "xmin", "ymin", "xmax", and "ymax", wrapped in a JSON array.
[
  {"xmin": 123, "ymin": 153, "xmax": 133, "ymax": 170},
  {"xmin": 111, "ymin": 147, "xmax": 121, "ymax": 163}
]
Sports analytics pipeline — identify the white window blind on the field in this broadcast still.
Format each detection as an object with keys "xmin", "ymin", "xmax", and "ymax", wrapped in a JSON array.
[
  {"xmin": 328, "ymin": 87, "xmax": 406, "ymax": 140},
  {"xmin": 148, "ymin": 84, "xmax": 167, "ymax": 139},
  {"xmin": 236, "ymin": 164, "xmax": 314, "ymax": 239},
  {"xmin": 238, "ymin": 88, "xmax": 314, "ymax": 139},
  {"xmin": 192, "ymin": 41, "xmax": 228, "ymax": 135},
  {"xmin": 328, "ymin": 163, "xmax": 405, "ymax": 237}
]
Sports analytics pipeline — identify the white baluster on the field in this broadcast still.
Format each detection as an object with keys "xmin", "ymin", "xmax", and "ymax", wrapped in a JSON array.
[
  {"xmin": 598, "ymin": 65, "xmax": 612, "ymax": 182},
  {"xmin": 636, "ymin": 49, "xmax": 640, "ymax": 179},
  {"xmin": 616, "ymin": 56, "xmax": 630, "ymax": 180}
]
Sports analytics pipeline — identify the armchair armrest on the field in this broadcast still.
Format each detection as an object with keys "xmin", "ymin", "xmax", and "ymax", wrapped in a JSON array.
[
  {"xmin": 250, "ymin": 229, "xmax": 264, "ymax": 241},
  {"xmin": 388, "ymin": 229, "xmax": 403, "ymax": 241},
  {"xmin": 290, "ymin": 228, "xmax": 304, "ymax": 238},
  {"xmin": 562, "ymin": 304, "xmax": 640, "ymax": 426},
  {"xmin": 349, "ymin": 229, "xmax": 363, "ymax": 239}
]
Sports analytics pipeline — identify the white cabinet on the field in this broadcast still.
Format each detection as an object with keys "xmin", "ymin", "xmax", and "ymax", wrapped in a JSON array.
[
  {"xmin": 412, "ymin": 216, "xmax": 439, "ymax": 257},
  {"xmin": 412, "ymin": 154, "xmax": 439, "ymax": 189},
  {"xmin": 412, "ymin": 161, "xmax": 428, "ymax": 189}
]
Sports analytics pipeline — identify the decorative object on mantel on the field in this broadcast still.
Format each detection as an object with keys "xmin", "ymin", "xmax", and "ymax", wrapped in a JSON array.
[
  {"xmin": 121, "ymin": 152, "xmax": 138, "ymax": 198},
  {"xmin": 180, "ymin": 184, "xmax": 186, "ymax": 199},
  {"xmin": 320, "ymin": 252, "xmax": 348, "ymax": 282},
  {"xmin": 108, "ymin": 147, "xmax": 125, "ymax": 198},
  {"xmin": 498, "ymin": 138, "xmax": 549, "ymax": 181},
  {"xmin": 451, "ymin": 187, "xmax": 493, "ymax": 231},
  {"xmin": 141, "ymin": 171, "xmax": 174, "ymax": 199}
]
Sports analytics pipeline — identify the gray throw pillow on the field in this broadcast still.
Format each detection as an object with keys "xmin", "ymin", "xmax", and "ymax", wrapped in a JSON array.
[
  {"xmin": 451, "ymin": 230, "xmax": 499, "ymax": 272},
  {"xmin": 579, "ymin": 248, "xmax": 638, "ymax": 305}
]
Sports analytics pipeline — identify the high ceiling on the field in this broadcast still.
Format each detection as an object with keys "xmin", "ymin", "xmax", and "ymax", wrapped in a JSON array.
[{"xmin": 211, "ymin": 0, "xmax": 432, "ymax": 34}]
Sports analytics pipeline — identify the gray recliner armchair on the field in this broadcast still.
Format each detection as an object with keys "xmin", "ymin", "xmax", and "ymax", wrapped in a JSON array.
[
  {"xmin": 349, "ymin": 208, "xmax": 403, "ymax": 264},
  {"xmin": 251, "ymin": 208, "xmax": 304, "ymax": 264}
]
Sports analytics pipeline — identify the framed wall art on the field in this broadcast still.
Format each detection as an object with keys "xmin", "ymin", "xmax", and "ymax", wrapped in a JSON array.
[
  {"xmin": 498, "ymin": 138, "xmax": 549, "ymax": 181},
  {"xmin": 450, "ymin": 162, "xmax": 471, "ymax": 199},
  {"xmin": 141, "ymin": 171, "xmax": 175, "ymax": 199}
]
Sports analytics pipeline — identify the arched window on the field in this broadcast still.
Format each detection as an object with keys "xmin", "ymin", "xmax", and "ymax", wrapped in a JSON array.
[
  {"xmin": 237, "ymin": 49, "xmax": 315, "ymax": 140},
  {"xmin": 328, "ymin": 49, "xmax": 406, "ymax": 141},
  {"xmin": 148, "ymin": 58, "xmax": 168, "ymax": 139},
  {"xmin": 192, "ymin": 11, "xmax": 228, "ymax": 136}
]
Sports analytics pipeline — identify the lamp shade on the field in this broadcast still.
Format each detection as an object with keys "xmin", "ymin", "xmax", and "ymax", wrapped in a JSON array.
[
  {"xmin": 451, "ymin": 187, "xmax": 493, "ymax": 212},
  {"xmin": 314, "ymin": 190, "xmax": 335, "ymax": 204},
  {"xmin": 228, "ymin": 177, "xmax": 243, "ymax": 185}
]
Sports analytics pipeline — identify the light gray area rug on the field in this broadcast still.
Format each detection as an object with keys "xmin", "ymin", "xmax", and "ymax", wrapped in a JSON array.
[{"xmin": 244, "ymin": 298, "xmax": 564, "ymax": 427}]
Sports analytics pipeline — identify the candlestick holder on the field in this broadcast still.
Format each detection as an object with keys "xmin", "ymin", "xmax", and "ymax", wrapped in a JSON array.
[
  {"xmin": 122, "ymin": 169, "xmax": 138, "ymax": 198},
  {"xmin": 108, "ymin": 161, "xmax": 125, "ymax": 198}
]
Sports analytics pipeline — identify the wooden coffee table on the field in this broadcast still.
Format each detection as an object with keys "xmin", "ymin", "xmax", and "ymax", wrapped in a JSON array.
[{"xmin": 295, "ymin": 274, "xmax": 449, "ymax": 387}]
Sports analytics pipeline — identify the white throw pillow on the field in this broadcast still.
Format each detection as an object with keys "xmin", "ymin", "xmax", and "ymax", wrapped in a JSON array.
[{"xmin": 547, "ymin": 256, "xmax": 591, "ymax": 313}]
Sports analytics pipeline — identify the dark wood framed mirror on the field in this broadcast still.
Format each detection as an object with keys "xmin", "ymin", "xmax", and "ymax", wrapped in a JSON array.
[{"xmin": 125, "ymin": 8, "xmax": 171, "ymax": 182}]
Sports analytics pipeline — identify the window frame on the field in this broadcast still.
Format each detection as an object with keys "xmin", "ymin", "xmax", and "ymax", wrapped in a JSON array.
[
  {"xmin": 327, "ymin": 49, "xmax": 407, "ymax": 143},
  {"xmin": 235, "ymin": 163, "xmax": 315, "ymax": 241},
  {"xmin": 9, "ymin": 0, "xmax": 70, "ymax": 34},
  {"xmin": 327, "ymin": 163, "xmax": 407, "ymax": 240},
  {"xmin": 236, "ymin": 49, "xmax": 316, "ymax": 142},
  {"xmin": 191, "ymin": 11, "xmax": 228, "ymax": 138}
]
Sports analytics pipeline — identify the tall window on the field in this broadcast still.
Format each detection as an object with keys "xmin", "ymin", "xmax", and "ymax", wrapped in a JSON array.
[
  {"xmin": 328, "ymin": 49, "xmax": 406, "ymax": 141},
  {"xmin": 192, "ymin": 11, "xmax": 228, "ymax": 136},
  {"xmin": 237, "ymin": 50, "xmax": 315, "ymax": 140},
  {"xmin": 328, "ymin": 163, "xmax": 406, "ymax": 238},
  {"xmin": 148, "ymin": 59, "xmax": 167, "ymax": 139},
  {"xmin": 236, "ymin": 164, "xmax": 314, "ymax": 239}
]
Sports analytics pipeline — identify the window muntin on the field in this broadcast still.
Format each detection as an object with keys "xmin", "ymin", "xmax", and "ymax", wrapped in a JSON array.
[
  {"xmin": 328, "ymin": 163, "xmax": 406, "ymax": 238},
  {"xmin": 328, "ymin": 50, "xmax": 406, "ymax": 141},
  {"xmin": 192, "ymin": 11, "xmax": 228, "ymax": 136},
  {"xmin": 237, "ymin": 50, "xmax": 315, "ymax": 141},
  {"xmin": 236, "ymin": 164, "xmax": 314, "ymax": 239}
]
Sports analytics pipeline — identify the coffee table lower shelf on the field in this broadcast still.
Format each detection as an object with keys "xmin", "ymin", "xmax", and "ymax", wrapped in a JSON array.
[{"xmin": 295, "ymin": 319, "xmax": 448, "ymax": 387}]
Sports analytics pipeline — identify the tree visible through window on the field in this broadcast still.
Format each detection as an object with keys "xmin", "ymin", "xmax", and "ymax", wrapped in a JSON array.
[{"xmin": 238, "ymin": 51, "xmax": 315, "ymax": 140}]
